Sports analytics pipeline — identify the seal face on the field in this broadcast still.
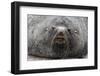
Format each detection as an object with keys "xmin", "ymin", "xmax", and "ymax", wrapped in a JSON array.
[{"xmin": 28, "ymin": 15, "xmax": 88, "ymax": 59}]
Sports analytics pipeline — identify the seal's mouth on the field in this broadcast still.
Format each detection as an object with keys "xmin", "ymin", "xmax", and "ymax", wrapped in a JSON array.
[
  {"xmin": 51, "ymin": 31, "xmax": 67, "ymax": 58},
  {"xmin": 52, "ymin": 32, "xmax": 67, "ymax": 51},
  {"xmin": 54, "ymin": 32, "xmax": 66, "ymax": 45}
]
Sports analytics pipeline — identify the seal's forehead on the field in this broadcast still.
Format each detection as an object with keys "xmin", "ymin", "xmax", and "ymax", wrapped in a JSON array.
[{"xmin": 46, "ymin": 17, "xmax": 71, "ymax": 28}]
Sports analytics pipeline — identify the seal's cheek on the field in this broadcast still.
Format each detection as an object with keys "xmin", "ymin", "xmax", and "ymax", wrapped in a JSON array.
[{"xmin": 68, "ymin": 34, "xmax": 79, "ymax": 49}]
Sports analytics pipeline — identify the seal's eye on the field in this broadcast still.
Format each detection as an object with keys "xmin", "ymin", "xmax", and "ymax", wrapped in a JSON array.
[
  {"xmin": 52, "ymin": 26, "xmax": 56, "ymax": 30},
  {"xmin": 68, "ymin": 29, "xmax": 71, "ymax": 32}
]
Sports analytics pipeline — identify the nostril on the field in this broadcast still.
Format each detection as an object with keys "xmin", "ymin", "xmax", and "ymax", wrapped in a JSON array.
[{"xmin": 59, "ymin": 32, "xmax": 64, "ymax": 36}]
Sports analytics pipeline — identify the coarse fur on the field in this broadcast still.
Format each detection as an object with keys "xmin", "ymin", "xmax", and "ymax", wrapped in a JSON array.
[{"xmin": 28, "ymin": 15, "xmax": 88, "ymax": 59}]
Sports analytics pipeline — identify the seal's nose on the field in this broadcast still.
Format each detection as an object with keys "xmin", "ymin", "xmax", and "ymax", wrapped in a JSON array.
[
  {"xmin": 58, "ymin": 32, "xmax": 64, "ymax": 36},
  {"xmin": 56, "ymin": 32, "xmax": 64, "ymax": 40}
]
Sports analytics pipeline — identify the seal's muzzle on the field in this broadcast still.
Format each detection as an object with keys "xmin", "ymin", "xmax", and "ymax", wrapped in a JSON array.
[{"xmin": 52, "ymin": 31, "xmax": 67, "ymax": 58}]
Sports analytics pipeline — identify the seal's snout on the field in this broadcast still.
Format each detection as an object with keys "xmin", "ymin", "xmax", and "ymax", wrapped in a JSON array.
[{"xmin": 51, "ymin": 27, "xmax": 68, "ymax": 58}]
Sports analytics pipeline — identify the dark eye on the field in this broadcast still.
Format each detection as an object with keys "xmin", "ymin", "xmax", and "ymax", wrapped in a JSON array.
[
  {"xmin": 52, "ymin": 26, "xmax": 55, "ymax": 30},
  {"xmin": 68, "ymin": 29, "xmax": 71, "ymax": 32}
]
